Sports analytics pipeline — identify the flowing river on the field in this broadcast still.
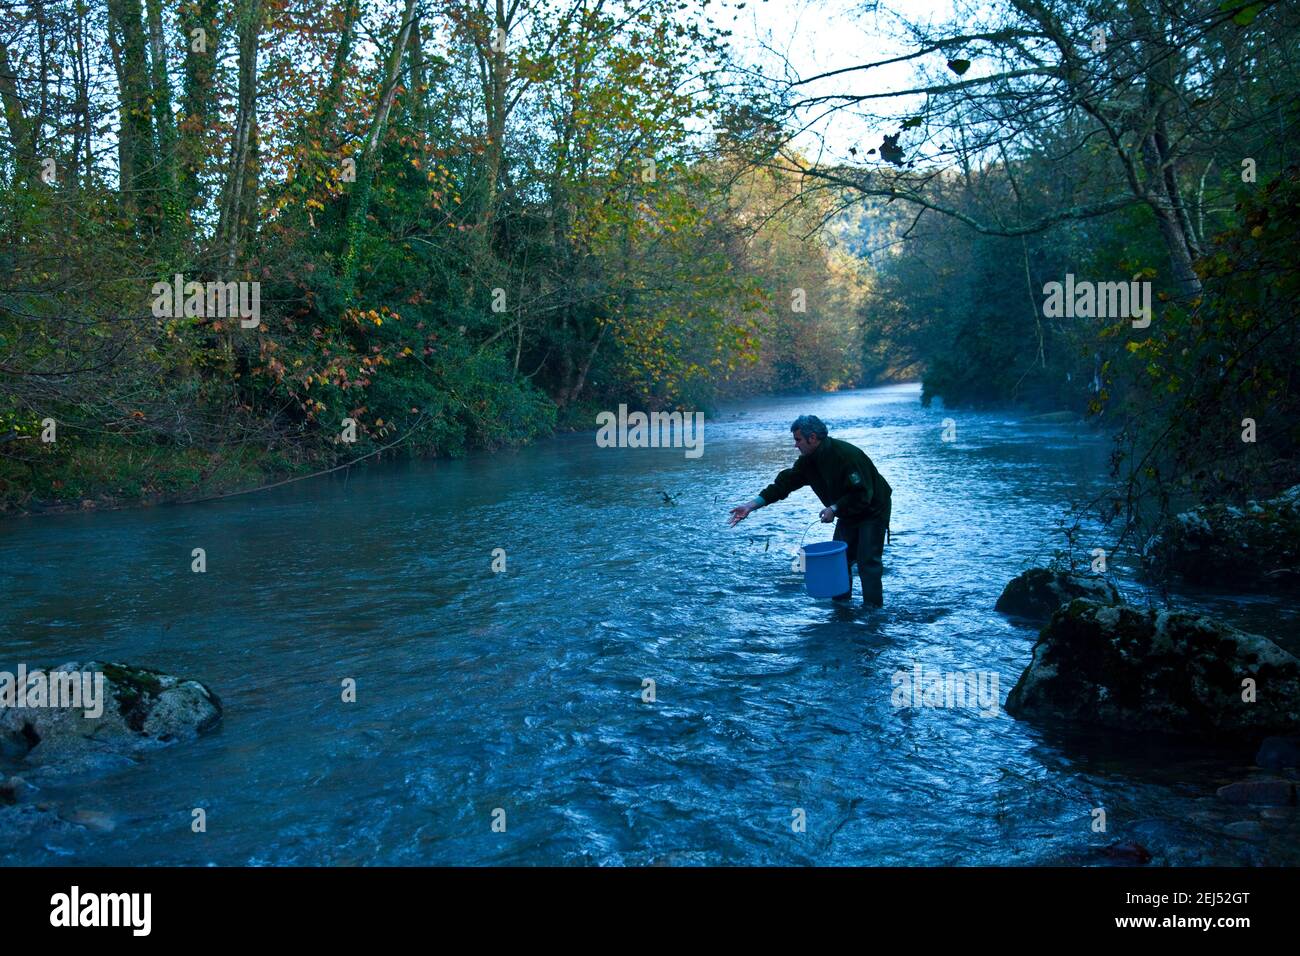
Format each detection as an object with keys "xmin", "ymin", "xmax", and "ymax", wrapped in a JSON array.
[{"xmin": 2, "ymin": 383, "xmax": 1297, "ymax": 865}]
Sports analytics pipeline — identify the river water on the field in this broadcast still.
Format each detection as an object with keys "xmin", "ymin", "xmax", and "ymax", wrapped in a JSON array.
[{"xmin": 2, "ymin": 383, "xmax": 1297, "ymax": 865}]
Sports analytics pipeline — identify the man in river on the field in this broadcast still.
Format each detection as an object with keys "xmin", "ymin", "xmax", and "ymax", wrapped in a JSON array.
[{"xmin": 728, "ymin": 415, "xmax": 892, "ymax": 606}]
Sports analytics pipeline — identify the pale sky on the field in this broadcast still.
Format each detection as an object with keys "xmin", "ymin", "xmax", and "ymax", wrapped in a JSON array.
[{"xmin": 723, "ymin": 0, "xmax": 963, "ymax": 158}]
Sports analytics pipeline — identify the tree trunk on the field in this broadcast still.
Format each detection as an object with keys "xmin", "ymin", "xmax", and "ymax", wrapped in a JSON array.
[
  {"xmin": 1018, "ymin": 0, "xmax": 1204, "ymax": 300},
  {"xmin": 1140, "ymin": 132, "xmax": 1202, "ymax": 299},
  {"xmin": 105, "ymin": 18, "xmax": 132, "ymax": 199},
  {"xmin": 556, "ymin": 308, "xmax": 575, "ymax": 407},
  {"xmin": 34, "ymin": 1, "xmax": 49, "ymax": 170},
  {"xmin": 568, "ymin": 322, "xmax": 607, "ymax": 404},
  {"xmin": 318, "ymin": 0, "xmax": 361, "ymax": 124},
  {"xmin": 146, "ymin": 0, "xmax": 178, "ymax": 195},
  {"xmin": 408, "ymin": 12, "xmax": 427, "ymax": 135},
  {"xmin": 179, "ymin": 0, "xmax": 221, "ymax": 223},
  {"xmin": 106, "ymin": 0, "xmax": 157, "ymax": 228},
  {"xmin": 0, "ymin": 42, "xmax": 35, "ymax": 182},
  {"xmin": 68, "ymin": 9, "xmax": 92, "ymax": 189},
  {"xmin": 216, "ymin": 0, "xmax": 262, "ymax": 271},
  {"xmin": 277, "ymin": 0, "xmax": 359, "ymax": 206},
  {"xmin": 481, "ymin": 0, "xmax": 508, "ymax": 227},
  {"xmin": 1131, "ymin": 0, "xmax": 1201, "ymax": 299},
  {"xmin": 338, "ymin": 0, "xmax": 418, "ymax": 301}
]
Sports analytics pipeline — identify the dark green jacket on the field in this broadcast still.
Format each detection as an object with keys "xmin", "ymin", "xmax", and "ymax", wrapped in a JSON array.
[{"xmin": 758, "ymin": 436, "xmax": 891, "ymax": 525}]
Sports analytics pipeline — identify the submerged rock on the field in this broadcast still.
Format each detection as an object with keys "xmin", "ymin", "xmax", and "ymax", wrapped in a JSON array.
[
  {"xmin": 61, "ymin": 808, "xmax": 118, "ymax": 833},
  {"xmin": 0, "ymin": 803, "xmax": 78, "ymax": 846},
  {"xmin": 0, "ymin": 775, "xmax": 35, "ymax": 805},
  {"xmin": 1143, "ymin": 484, "xmax": 1300, "ymax": 591},
  {"xmin": 1216, "ymin": 779, "xmax": 1296, "ymax": 806},
  {"xmin": 0, "ymin": 661, "xmax": 222, "ymax": 773},
  {"xmin": 1099, "ymin": 841, "xmax": 1152, "ymax": 864},
  {"xmin": 1005, "ymin": 599, "xmax": 1300, "ymax": 739},
  {"xmin": 1223, "ymin": 821, "xmax": 1267, "ymax": 841},
  {"xmin": 995, "ymin": 568, "xmax": 1121, "ymax": 622},
  {"xmin": 1257, "ymin": 735, "xmax": 1300, "ymax": 769}
]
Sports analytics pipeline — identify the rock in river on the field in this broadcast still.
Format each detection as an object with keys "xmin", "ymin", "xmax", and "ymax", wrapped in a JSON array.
[
  {"xmin": 1256, "ymin": 735, "xmax": 1300, "ymax": 769},
  {"xmin": 995, "ymin": 567, "xmax": 1121, "ymax": 622},
  {"xmin": 1143, "ymin": 483, "xmax": 1300, "ymax": 591},
  {"xmin": 0, "ymin": 661, "xmax": 222, "ymax": 774},
  {"xmin": 1005, "ymin": 599, "xmax": 1300, "ymax": 739},
  {"xmin": 1216, "ymin": 779, "xmax": 1296, "ymax": 806}
]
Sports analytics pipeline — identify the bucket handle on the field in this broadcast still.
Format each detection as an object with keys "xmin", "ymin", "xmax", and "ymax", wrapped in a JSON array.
[{"xmin": 798, "ymin": 517, "xmax": 825, "ymax": 551}]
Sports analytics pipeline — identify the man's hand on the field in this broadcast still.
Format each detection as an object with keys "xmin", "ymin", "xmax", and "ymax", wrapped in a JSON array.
[
  {"xmin": 819, "ymin": 506, "xmax": 836, "ymax": 523},
  {"xmin": 728, "ymin": 503, "xmax": 756, "ymax": 527}
]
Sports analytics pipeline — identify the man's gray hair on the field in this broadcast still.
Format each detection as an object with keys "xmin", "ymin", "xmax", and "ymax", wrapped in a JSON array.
[{"xmin": 791, "ymin": 415, "xmax": 828, "ymax": 440}]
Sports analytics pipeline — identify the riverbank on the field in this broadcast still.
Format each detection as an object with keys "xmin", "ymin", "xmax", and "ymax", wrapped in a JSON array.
[
  {"xmin": 4, "ymin": 373, "xmax": 1086, "ymax": 520},
  {"xmin": 1, "ymin": 396, "xmax": 608, "ymax": 519},
  {"xmin": 0, "ymin": 443, "xmax": 307, "ymax": 518},
  {"xmin": 4, "ymin": 387, "xmax": 936, "ymax": 519}
]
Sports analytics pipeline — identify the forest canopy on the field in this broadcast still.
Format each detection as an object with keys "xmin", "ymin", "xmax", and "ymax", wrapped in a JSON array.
[
  {"xmin": 0, "ymin": 0, "xmax": 870, "ymax": 509},
  {"xmin": 1, "ymin": 0, "xmax": 1296, "ymax": 533}
]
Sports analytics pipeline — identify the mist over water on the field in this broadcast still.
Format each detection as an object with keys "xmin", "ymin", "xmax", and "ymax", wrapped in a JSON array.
[{"xmin": 2, "ymin": 383, "xmax": 1296, "ymax": 865}]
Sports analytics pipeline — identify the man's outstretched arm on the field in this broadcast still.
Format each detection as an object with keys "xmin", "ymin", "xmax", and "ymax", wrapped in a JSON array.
[
  {"xmin": 729, "ymin": 466, "xmax": 807, "ymax": 526},
  {"xmin": 728, "ymin": 494, "xmax": 768, "ymax": 527}
]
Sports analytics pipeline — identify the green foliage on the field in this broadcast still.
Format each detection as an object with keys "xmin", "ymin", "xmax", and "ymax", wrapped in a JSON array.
[
  {"xmin": 0, "ymin": 0, "xmax": 864, "ymax": 511},
  {"xmin": 1104, "ymin": 165, "xmax": 1300, "ymax": 513}
]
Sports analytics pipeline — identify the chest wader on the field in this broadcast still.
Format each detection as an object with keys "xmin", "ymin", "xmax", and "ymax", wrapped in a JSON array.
[{"xmin": 831, "ymin": 499, "xmax": 891, "ymax": 607}]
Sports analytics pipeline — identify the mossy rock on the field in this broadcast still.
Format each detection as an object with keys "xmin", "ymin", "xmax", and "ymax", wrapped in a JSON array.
[
  {"xmin": 0, "ymin": 661, "xmax": 222, "ymax": 776},
  {"xmin": 1006, "ymin": 599, "xmax": 1300, "ymax": 740},
  {"xmin": 995, "ymin": 567, "xmax": 1121, "ymax": 622},
  {"xmin": 1144, "ymin": 484, "xmax": 1300, "ymax": 591}
]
